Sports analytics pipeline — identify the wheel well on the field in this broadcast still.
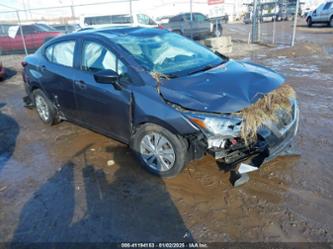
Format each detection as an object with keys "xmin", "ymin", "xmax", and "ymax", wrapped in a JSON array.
[
  {"xmin": 31, "ymin": 86, "xmax": 39, "ymax": 92},
  {"xmin": 133, "ymin": 121, "xmax": 180, "ymax": 137},
  {"xmin": 132, "ymin": 121, "xmax": 194, "ymax": 156}
]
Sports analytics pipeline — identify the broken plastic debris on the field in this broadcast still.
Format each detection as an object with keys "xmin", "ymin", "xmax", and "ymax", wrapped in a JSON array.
[
  {"xmin": 238, "ymin": 163, "xmax": 259, "ymax": 174},
  {"xmin": 107, "ymin": 160, "xmax": 115, "ymax": 166},
  {"xmin": 0, "ymin": 186, "xmax": 7, "ymax": 192}
]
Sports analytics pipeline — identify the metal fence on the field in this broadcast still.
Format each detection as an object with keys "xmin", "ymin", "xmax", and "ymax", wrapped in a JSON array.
[
  {"xmin": 250, "ymin": 0, "xmax": 300, "ymax": 46},
  {"xmin": 0, "ymin": 0, "xmax": 301, "ymax": 58}
]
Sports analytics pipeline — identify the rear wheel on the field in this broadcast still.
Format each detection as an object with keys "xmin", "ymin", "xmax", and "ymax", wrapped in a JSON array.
[
  {"xmin": 307, "ymin": 17, "xmax": 312, "ymax": 27},
  {"xmin": 131, "ymin": 124, "xmax": 188, "ymax": 177},
  {"xmin": 33, "ymin": 89, "xmax": 58, "ymax": 125},
  {"xmin": 330, "ymin": 17, "xmax": 333, "ymax": 27}
]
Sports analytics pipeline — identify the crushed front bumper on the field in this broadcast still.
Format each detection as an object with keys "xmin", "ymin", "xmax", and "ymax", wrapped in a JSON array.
[
  {"xmin": 208, "ymin": 100, "xmax": 300, "ymax": 165},
  {"xmin": 260, "ymin": 100, "xmax": 300, "ymax": 161}
]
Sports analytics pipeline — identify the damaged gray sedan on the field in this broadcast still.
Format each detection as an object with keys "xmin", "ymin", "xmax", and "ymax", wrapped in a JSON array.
[{"xmin": 22, "ymin": 27, "xmax": 299, "ymax": 184}]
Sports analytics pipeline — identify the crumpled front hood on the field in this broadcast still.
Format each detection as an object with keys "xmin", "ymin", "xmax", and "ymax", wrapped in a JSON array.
[{"xmin": 160, "ymin": 60, "xmax": 285, "ymax": 113}]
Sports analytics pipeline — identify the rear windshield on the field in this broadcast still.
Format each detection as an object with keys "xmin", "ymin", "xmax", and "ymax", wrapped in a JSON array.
[{"xmin": 84, "ymin": 15, "xmax": 133, "ymax": 25}]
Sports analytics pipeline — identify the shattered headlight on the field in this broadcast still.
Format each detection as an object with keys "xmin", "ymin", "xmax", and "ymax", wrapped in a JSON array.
[{"xmin": 187, "ymin": 114, "xmax": 242, "ymax": 138}]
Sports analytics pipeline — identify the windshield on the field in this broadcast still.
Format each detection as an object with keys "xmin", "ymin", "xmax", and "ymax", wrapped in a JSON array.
[{"xmin": 112, "ymin": 31, "xmax": 224, "ymax": 76}]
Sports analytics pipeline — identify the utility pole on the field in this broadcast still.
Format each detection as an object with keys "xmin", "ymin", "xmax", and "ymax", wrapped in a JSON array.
[
  {"xmin": 291, "ymin": 0, "xmax": 300, "ymax": 46},
  {"xmin": 16, "ymin": 11, "xmax": 28, "ymax": 56},
  {"xmin": 251, "ymin": 0, "xmax": 259, "ymax": 43},
  {"xmin": 190, "ymin": 0, "xmax": 193, "ymax": 39},
  {"xmin": 129, "ymin": 0, "xmax": 133, "ymax": 17},
  {"xmin": 70, "ymin": 0, "xmax": 75, "ymax": 20}
]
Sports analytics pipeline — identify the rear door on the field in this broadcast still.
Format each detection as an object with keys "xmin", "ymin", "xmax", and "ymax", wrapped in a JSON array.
[
  {"xmin": 39, "ymin": 39, "xmax": 79, "ymax": 119},
  {"xmin": 183, "ymin": 14, "xmax": 193, "ymax": 37},
  {"xmin": 74, "ymin": 39, "xmax": 132, "ymax": 142}
]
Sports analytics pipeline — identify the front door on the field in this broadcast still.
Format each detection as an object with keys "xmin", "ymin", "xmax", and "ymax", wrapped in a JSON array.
[
  {"xmin": 74, "ymin": 40, "xmax": 131, "ymax": 142},
  {"xmin": 320, "ymin": 2, "xmax": 333, "ymax": 22}
]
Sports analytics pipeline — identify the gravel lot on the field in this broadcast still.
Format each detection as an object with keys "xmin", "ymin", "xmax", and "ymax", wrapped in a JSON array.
[{"xmin": 0, "ymin": 23, "xmax": 332, "ymax": 243}]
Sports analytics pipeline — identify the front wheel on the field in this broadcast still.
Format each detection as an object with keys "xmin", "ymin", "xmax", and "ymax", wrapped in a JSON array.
[
  {"xmin": 131, "ymin": 124, "xmax": 188, "ymax": 177},
  {"xmin": 330, "ymin": 17, "xmax": 333, "ymax": 27}
]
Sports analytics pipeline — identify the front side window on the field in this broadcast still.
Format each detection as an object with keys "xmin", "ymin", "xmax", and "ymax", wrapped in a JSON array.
[
  {"xmin": 323, "ymin": 2, "xmax": 332, "ymax": 10},
  {"xmin": 81, "ymin": 41, "xmax": 128, "ymax": 76},
  {"xmin": 46, "ymin": 41, "xmax": 75, "ymax": 67}
]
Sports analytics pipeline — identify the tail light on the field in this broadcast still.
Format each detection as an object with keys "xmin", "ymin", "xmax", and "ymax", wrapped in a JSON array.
[{"xmin": 157, "ymin": 25, "xmax": 165, "ymax": 29}]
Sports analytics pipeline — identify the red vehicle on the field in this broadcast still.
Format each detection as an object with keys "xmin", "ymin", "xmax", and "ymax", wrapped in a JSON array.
[{"xmin": 0, "ymin": 24, "xmax": 60, "ymax": 53}]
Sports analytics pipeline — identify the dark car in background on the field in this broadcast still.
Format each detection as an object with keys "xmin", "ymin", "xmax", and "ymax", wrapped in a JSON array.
[
  {"xmin": 0, "ymin": 24, "xmax": 60, "ymax": 54},
  {"xmin": 22, "ymin": 27, "xmax": 299, "ymax": 178},
  {"xmin": 164, "ymin": 12, "xmax": 215, "ymax": 38}
]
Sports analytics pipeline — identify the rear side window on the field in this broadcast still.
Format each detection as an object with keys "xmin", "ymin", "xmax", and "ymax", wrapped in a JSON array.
[
  {"xmin": 45, "ymin": 45, "xmax": 53, "ymax": 61},
  {"xmin": 45, "ymin": 40, "xmax": 75, "ymax": 67}
]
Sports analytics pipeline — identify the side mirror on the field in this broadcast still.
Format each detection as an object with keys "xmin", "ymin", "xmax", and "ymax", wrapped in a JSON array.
[{"xmin": 94, "ymin": 69, "xmax": 122, "ymax": 90}]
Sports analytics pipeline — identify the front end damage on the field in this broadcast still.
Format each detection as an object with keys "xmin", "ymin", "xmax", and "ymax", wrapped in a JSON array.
[
  {"xmin": 170, "ymin": 89, "xmax": 300, "ymax": 186},
  {"xmin": 206, "ymin": 99, "xmax": 299, "ymax": 164}
]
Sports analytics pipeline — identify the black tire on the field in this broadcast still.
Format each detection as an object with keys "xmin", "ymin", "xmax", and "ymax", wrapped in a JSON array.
[
  {"xmin": 131, "ymin": 123, "xmax": 188, "ymax": 177},
  {"xmin": 330, "ymin": 16, "xmax": 333, "ymax": 27},
  {"xmin": 33, "ymin": 89, "xmax": 58, "ymax": 125},
  {"xmin": 307, "ymin": 17, "xmax": 312, "ymax": 27}
]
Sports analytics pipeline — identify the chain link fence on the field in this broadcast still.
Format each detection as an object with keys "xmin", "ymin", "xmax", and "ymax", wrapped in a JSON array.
[{"xmin": 0, "ymin": 0, "xmax": 302, "ymax": 59}]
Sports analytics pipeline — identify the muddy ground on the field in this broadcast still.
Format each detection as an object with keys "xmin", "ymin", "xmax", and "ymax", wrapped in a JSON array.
[{"xmin": 0, "ymin": 23, "xmax": 332, "ymax": 243}]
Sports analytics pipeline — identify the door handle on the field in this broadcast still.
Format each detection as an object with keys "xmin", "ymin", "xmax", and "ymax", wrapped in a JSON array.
[
  {"xmin": 74, "ymin": 80, "xmax": 87, "ymax": 90},
  {"xmin": 39, "ymin": 65, "xmax": 46, "ymax": 72}
]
